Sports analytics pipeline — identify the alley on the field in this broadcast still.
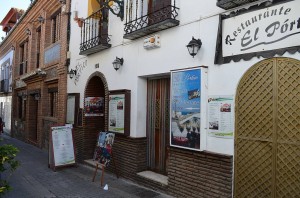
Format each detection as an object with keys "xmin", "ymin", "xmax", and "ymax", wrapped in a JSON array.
[{"xmin": 1, "ymin": 134, "xmax": 172, "ymax": 198}]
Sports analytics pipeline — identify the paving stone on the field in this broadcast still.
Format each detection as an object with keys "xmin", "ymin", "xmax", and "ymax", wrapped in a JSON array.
[{"xmin": 0, "ymin": 134, "xmax": 173, "ymax": 198}]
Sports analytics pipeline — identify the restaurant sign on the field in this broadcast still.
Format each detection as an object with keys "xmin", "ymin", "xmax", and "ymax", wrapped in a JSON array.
[{"xmin": 222, "ymin": 0, "xmax": 300, "ymax": 57}]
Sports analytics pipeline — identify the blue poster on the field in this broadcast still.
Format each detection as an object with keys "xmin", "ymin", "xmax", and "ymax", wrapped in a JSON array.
[{"xmin": 170, "ymin": 68, "xmax": 201, "ymax": 151}]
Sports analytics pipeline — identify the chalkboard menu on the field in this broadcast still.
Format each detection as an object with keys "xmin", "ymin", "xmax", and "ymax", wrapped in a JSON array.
[{"xmin": 49, "ymin": 126, "xmax": 76, "ymax": 171}]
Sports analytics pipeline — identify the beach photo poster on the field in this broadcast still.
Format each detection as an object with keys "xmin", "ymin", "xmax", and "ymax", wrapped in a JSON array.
[{"xmin": 170, "ymin": 68, "xmax": 201, "ymax": 151}]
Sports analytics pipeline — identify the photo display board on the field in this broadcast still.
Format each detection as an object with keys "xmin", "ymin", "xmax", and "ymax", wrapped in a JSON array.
[
  {"xmin": 208, "ymin": 96, "xmax": 234, "ymax": 138},
  {"xmin": 66, "ymin": 93, "xmax": 80, "ymax": 125},
  {"xmin": 108, "ymin": 90, "xmax": 131, "ymax": 136},
  {"xmin": 49, "ymin": 126, "xmax": 76, "ymax": 170},
  {"xmin": 170, "ymin": 68, "xmax": 201, "ymax": 151}
]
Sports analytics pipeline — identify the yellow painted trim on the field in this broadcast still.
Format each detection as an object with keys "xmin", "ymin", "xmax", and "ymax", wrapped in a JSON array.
[{"xmin": 88, "ymin": 0, "xmax": 100, "ymax": 15}]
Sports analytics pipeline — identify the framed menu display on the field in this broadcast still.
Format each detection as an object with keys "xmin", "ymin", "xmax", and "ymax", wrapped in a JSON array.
[
  {"xmin": 66, "ymin": 93, "xmax": 80, "ymax": 125},
  {"xmin": 207, "ymin": 96, "xmax": 234, "ymax": 138},
  {"xmin": 49, "ymin": 125, "xmax": 76, "ymax": 171},
  {"xmin": 66, "ymin": 95, "xmax": 75, "ymax": 124},
  {"xmin": 108, "ymin": 90, "xmax": 130, "ymax": 136}
]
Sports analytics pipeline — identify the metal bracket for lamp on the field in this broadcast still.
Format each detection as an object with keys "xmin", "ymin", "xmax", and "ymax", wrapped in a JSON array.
[{"xmin": 97, "ymin": 0, "xmax": 124, "ymax": 20}]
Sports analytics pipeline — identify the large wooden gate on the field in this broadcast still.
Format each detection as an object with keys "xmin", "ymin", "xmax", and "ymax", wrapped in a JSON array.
[{"xmin": 234, "ymin": 57, "xmax": 300, "ymax": 197}]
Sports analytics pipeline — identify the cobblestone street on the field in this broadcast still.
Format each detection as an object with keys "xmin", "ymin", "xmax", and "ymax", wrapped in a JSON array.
[{"xmin": 1, "ymin": 134, "xmax": 172, "ymax": 198}]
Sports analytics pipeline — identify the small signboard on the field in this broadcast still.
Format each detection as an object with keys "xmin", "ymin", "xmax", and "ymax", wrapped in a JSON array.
[
  {"xmin": 92, "ymin": 131, "xmax": 118, "ymax": 186},
  {"xmin": 93, "ymin": 132, "xmax": 115, "ymax": 167},
  {"xmin": 49, "ymin": 125, "xmax": 76, "ymax": 171}
]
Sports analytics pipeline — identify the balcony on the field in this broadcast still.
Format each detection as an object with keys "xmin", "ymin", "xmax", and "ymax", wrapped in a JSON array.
[
  {"xmin": 0, "ymin": 79, "xmax": 9, "ymax": 93},
  {"xmin": 123, "ymin": 2, "xmax": 179, "ymax": 40},
  {"xmin": 216, "ymin": 0, "xmax": 259, "ymax": 10},
  {"xmin": 79, "ymin": 9, "xmax": 111, "ymax": 56}
]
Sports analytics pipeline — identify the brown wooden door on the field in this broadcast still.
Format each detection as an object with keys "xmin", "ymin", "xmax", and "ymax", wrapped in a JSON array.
[
  {"xmin": 147, "ymin": 78, "xmax": 170, "ymax": 174},
  {"xmin": 235, "ymin": 57, "xmax": 300, "ymax": 197},
  {"xmin": 28, "ymin": 95, "xmax": 38, "ymax": 142},
  {"xmin": 148, "ymin": 0, "xmax": 171, "ymax": 25}
]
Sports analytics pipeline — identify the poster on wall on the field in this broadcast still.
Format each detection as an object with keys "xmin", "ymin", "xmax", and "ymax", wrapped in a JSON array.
[
  {"xmin": 84, "ymin": 97, "xmax": 104, "ymax": 116},
  {"xmin": 207, "ymin": 96, "xmax": 234, "ymax": 138},
  {"xmin": 170, "ymin": 68, "xmax": 201, "ymax": 151},
  {"xmin": 108, "ymin": 94, "xmax": 125, "ymax": 133}
]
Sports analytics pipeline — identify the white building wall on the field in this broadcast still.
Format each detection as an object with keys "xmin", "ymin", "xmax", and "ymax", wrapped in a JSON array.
[
  {"xmin": 0, "ymin": 50, "xmax": 13, "ymax": 135},
  {"xmin": 68, "ymin": 0, "xmax": 300, "ymax": 155}
]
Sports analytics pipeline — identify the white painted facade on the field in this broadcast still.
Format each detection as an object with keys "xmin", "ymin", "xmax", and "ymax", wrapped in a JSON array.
[
  {"xmin": 0, "ymin": 49, "xmax": 13, "ymax": 134},
  {"xmin": 68, "ymin": 0, "xmax": 300, "ymax": 156}
]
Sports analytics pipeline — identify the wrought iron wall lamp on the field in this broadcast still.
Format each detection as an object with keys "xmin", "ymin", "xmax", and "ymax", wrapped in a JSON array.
[
  {"xmin": 22, "ymin": 93, "xmax": 27, "ymax": 100},
  {"xmin": 37, "ymin": 16, "xmax": 45, "ymax": 23},
  {"xmin": 112, "ymin": 57, "xmax": 124, "ymax": 71},
  {"xmin": 34, "ymin": 93, "xmax": 41, "ymax": 100},
  {"xmin": 58, "ymin": 0, "xmax": 66, "ymax": 4},
  {"xmin": 186, "ymin": 37, "xmax": 202, "ymax": 58},
  {"xmin": 68, "ymin": 69, "xmax": 77, "ymax": 79},
  {"xmin": 26, "ymin": 28, "xmax": 31, "ymax": 35}
]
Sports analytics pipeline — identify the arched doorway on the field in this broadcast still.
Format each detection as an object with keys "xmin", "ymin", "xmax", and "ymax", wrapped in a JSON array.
[
  {"xmin": 234, "ymin": 57, "xmax": 300, "ymax": 197},
  {"xmin": 83, "ymin": 72, "xmax": 108, "ymax": 160}
]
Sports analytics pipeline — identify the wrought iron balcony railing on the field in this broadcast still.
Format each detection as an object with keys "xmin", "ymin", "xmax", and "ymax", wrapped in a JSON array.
[
  {"xmin": 79, "ymin": 9, "xmax": 111, "ymax": 56},
  {"xmin": 124, "ymin": 2, "xmax": 179, "ymax": 40}
]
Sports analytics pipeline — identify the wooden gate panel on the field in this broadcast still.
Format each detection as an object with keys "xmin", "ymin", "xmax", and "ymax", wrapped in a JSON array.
[
  {"xmin": 277, "ymin": 59, "xmax": 300, "ymax": 143},
  {"xmin": 235, "ymin": 139, "xmax": 273, "ymax": 198},
  {"xmin": 235, "ymin": 60, "xmax": 274, "ymax": 197},
  {"xmin": 276, "ymin": 144, "xmax": 300, "ymax": 197},
  {"xmin": 276, "ymin": 58, "xmax": 300, "ymax": 197},
  {"xmin": 236, "ymin": 60, "xmax": 274, "ymax": 140},
  {"xmin": 235, "ymin": 58, "xmax": 300, "ymax": 197}
]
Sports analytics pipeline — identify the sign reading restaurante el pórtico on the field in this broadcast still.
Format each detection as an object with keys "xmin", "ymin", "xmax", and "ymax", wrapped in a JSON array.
[{"xmin": 221, "ymin": 0, "xmax": 300, "ymax": 60}]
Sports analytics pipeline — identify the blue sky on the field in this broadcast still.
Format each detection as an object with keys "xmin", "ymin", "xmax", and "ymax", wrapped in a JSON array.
[{"xmin": 0, "ymin": 0, "xmax": 31, "ymax": 39}]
